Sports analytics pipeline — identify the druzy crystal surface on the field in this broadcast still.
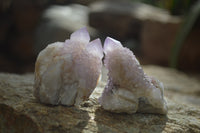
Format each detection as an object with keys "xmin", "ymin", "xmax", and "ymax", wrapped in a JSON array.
[
  {"xmin": 34, "ymin": 28, "xmax": 103, "ymax": 106},
  {"xmin": 99, "ymin": 37, "xmax": 167, "ymax": 114}
]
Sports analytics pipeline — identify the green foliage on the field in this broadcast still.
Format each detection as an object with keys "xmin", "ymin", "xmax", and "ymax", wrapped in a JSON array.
[
  {"xmin": 131, "ymin": 0, "xmax": 196, "ymax": 15},
  {"xmin": 161, "ymin": 0, "xmax": 196, "ymax": 15},
  {"xmin": 169, "ymin": 1, "xmax": 200, "ymax": 68}
]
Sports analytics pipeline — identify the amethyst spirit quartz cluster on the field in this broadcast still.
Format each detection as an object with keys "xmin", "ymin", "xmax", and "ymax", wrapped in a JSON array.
[
  {"xmin": 34, "ymin": 28, "xmax": 167, "ymax": 114},
  {"xmin": 99, "ymin": 37, "xmax": 167, "ymax": 114},
  {"xmin": 34, "ymin": 28, "xmax": 103, "ymax": 106}
]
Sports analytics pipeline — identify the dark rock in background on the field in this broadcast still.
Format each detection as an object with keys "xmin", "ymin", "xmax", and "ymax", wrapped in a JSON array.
[
  {"xmin": 73, "ymin": 0, "xmax": 100, "ymax": 5},
  {"xmin": 0, "ymin": 0, "xmax": 44, "ymax": 73},
  {"xmin": 141, "ymin": 19, "xmax": 181, "ymax": 65},
  {"xmin": 178, "ymin": 22, "xmax": 200, "ymax": 71},
  {"xmin": 89, "ymin": 1, "xmax": 171, "ymax": 40},
  {"xmin": 141, "ymin": 17, "xmax": 200, "ymax": 71}
]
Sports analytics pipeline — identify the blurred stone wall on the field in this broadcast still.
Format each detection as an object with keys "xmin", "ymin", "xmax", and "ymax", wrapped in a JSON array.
[
  {"xmin": 0, "ymin": 0, "xmax": 99, "ymax": 73},
  {"xmin": 89, "ymin": 0, "xmax": 200, "ymax": 72},
  {"xmin": 0, "ymin": 0, "xmax": 200, "ymax": 73},
  {"xmin": 0, "ymin": 0, "xmax": 46, "ymax": 73}
]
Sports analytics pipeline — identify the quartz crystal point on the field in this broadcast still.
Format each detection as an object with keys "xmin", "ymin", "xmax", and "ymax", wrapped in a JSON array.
[
  {"xmin": 34, "ymin": 27, "xmax": 103, "ymax": 106},
  {"xmin": 99, "ymin": 37, "xmax": 167, "ymax": 114}
]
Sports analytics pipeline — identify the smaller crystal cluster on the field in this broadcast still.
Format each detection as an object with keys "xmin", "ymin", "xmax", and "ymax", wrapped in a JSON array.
[
  {"xmin": 99, "ymin": 37, "xmax": 167, "ymax": 114},
  {"xmin": 34, "ymin": 28, "xmax": 103, "ymax": 106}
]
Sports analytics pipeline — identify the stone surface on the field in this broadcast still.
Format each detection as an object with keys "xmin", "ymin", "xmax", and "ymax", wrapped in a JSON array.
[
  {"xmin": 1, "ymin": 65, "xmax": 200, "ymax": 133},
  {"xmin": 143, "ymin": 65, "xmax": 200, "ymax": 106}
]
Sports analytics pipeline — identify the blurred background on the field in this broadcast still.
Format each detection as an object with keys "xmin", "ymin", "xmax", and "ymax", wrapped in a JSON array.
[{"xmin": 0, "ymin": 0, "xmax": 199, "ymax": 74}]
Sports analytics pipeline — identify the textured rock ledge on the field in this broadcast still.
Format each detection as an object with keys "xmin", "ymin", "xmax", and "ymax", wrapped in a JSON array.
[{"xmin": 0, "ymin": 65, "xmax": 200, "ymax": 133}]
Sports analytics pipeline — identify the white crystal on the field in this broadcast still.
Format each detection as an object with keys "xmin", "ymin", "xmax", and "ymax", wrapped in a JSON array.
[
  {"xmin": 34, "ymin": 27, "xmax": 103, "ymax": 106},
  {"xmin": 99, "ymin": 37, "xmax": 167, "ymax": 114}
]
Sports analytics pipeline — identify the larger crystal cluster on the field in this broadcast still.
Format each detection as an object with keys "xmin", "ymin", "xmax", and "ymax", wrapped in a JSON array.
[
  {"xmin": 34, "ymin": 28, "xmax": 103, "ymax": 106},
  {"xmin": 99, "ymin": 37, "xmax": 167, "ymax": 114},
  {"xmin": 34, "ymin": 27, "xmax": 167, "ymax": 115}
]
